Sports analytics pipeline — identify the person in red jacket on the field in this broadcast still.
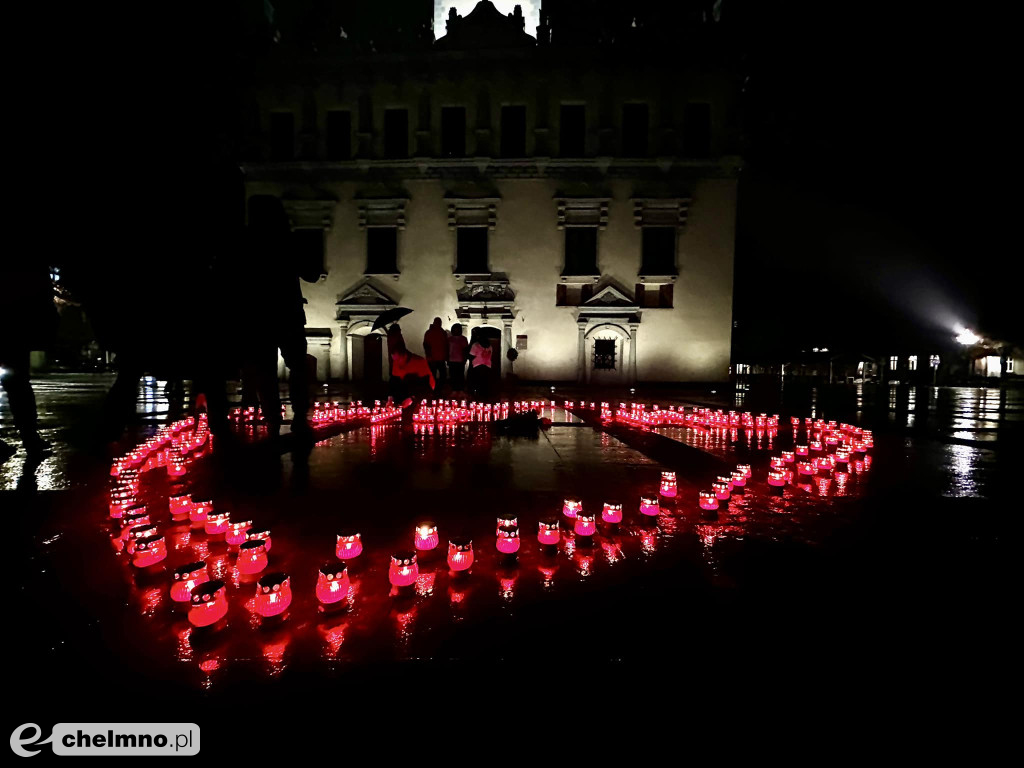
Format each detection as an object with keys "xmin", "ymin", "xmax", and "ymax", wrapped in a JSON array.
[{"xmin": 422, "ymin": 317, "xmax": 448, "ymax": 393}]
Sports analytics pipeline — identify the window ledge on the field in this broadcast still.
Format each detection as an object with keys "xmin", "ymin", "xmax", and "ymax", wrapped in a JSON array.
[
  {"xmin": 364, "ymin": 271, "xmax": 401, "ymax": 281},
  {"xmin": 638, "ymin": 274, "xmax": 677, "ymax": 284},
  {"xmin": 559, "ymin": 274, "xmax": 601, "ymax": 284}
]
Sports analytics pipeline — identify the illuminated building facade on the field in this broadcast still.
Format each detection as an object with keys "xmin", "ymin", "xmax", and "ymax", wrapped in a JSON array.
[{"xmin": 241, "ymin": 0, "xmax": 739, "ymax": 385}]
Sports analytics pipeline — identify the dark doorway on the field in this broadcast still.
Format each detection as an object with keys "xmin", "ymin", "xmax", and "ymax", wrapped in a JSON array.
[{"xmin": 363, "ymin": 334, "xmax": 382, "ymax": 383}]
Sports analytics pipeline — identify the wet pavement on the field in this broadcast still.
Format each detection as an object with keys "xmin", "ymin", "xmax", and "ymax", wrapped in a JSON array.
[{"xmin": 2, "ymin": 374, "xmax": 1016, "ymax": 736}]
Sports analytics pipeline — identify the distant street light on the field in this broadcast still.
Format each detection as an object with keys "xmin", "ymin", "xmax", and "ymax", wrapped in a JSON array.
[{"xmin": 955, "ymin": 327, "xmax": 980, "ymax": 345}]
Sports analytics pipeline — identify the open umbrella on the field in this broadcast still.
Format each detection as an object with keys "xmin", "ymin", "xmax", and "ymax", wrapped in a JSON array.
[{"xmin": 371, "ymin": 307, "xmax": 414, "ymax": 331}]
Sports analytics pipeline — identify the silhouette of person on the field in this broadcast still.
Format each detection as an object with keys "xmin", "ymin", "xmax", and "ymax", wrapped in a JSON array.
[
  {"xmin": 423, "ymin": 317, "xmax": 448, "ymax": 392},
  {"xmin": 448, "ymin": 323, "xmax": 469, "ymax": 394},
  {"xmin": 226, "ymin": 195, "xmax": 311, "ymax": 437},
  {"xmin": 0, "ymin": 260, "xmax": 57, "ymax": 461}
]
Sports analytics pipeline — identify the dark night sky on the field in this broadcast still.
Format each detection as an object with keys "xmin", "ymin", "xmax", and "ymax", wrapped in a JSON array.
[{"xmin": 732, "ymin": 2, "xmax": 1017, "ymax": 355}]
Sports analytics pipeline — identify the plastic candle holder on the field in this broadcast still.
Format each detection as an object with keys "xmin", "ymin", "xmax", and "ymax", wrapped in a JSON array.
[
  {"xmin": 126, "ymin": 524, "xmax": 159, "ymax": 555},
  {"xmin": 190, "ymin": 499, "xmax": 213, "ymax": 524},
  {"xmin": 562, "ymin": 498, "xmax": 582, "ymax": 519},
  {"xmin": 639, "ymin": 495, "xmax": 661, "ymax": 516},
  {"xmin": 447, "ymin": 537, "xmax": 474, "ymax": 572},
  {"xmin": 204, "ymin": 511, "xmax": 231, "ymax": 536},
  {"xmin": 496, "ymin": 526, "xmax": 521, "ymax": 554},
  {"xmin": 414, "ymin": 522, "xmax": 439, "ymax": 551},
  {"xmin": 731, "ymin": 470, "xmax": 747, "ymax": 488},
  {"xmin": 737, "ymin": 464, "xmax": 752, "ymax": 479},
  {"xmin": 717, "ymin": 475, "xmax": 734, "ymax": 490},
  {"xmin": 712, "ymin": 482, "xmax": 730, "ymax": 501},
  {"xmin": 574, "ymin": 512, "xmax": 597, "ymax": 538},
  {"xmin": 496, "ymin": 515, "xmax": 518, "ymax": 535},
  {"xmin": 254, "ymin": 572, "xmax": 292, "ymax": 617},
  {"xmin": 171, "ymin": 561, "xmax": 208, "ymax": 602},
  {"xmin": 388, "ymin": 552, "xmax": 419, "ymax": 587},
  {"xmin": 109, "ymin": 488, "xmax": 136, "ymax": 518},
  {"xmin": 336, "ymin": 532, "xmax": 363, "ymax": 560},
  {"xmin": 168, "ymin": 494, "xmax": 192, "ymax": 521},
  {"xmin": 237, "ymin": 539, "xmax": 269, "ymax": 575},
  {"xmin": 797, "ymin": 461, "xmax": 814, "ymax": 476},
  {"xmin": 768, "ymin": 469, "xmax": 787, "ymax": 487},
  {"xmin": 782, "ymin": 451, "xmax": 795, "ymax": 464},
  {"xmin": 659, "ymin": 471, "xmax": 678, "ymax": 498},
  {"xmin": 225, "ymin": 520, "xmax": 252, "ymax": 547},
  {"xmin": 699, "ymin": 491, "xmax": 719, "ymax": 510},
  {"xmin": 247, "ymin": 528, "xmax": 272, "ymax": 552},
  {"xmin": 189, "ymin": 580, "xmax": 228, "ymax": 627},
  {"xmin": 601, "ymin": 502, "xmax": 623, "ymax": 524},
  {"xmin": 132, "ymin": 534, "xmax": 167, "ymax": 568},
  {"xmin": 537, "ymin": 518, "xmax": 560, "ymax": 546},
  {"xmin": 316, "ymin": 562, "xmax": 350, "ymax": 605},
  {"xmin": 795, "ymin": 445, "xmax": 809, "ymax": 458}
]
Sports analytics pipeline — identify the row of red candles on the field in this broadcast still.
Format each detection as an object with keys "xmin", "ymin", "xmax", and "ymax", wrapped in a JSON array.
[{"xmin": 108, "ymin": 402, "xmax": 873, "ymax": 629}]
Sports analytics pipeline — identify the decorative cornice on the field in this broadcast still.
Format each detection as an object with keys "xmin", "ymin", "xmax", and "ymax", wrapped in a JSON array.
[
  {"xmin": 556, "ymin": 197, "xmax": 610, "ymax": 230},
  {"xmin": 282, "ymin": 199, "xmax": 337, "ymax": 230},
  {"xmin": 632, "ymin": 197, "xmax": 692, "ymax": 228},
  {"xmin": 356, "ymin": 197, "xmax": 408, "ymax": 229},
  {"xmin": 447, "ymin": 197, "xmax": 499, "ymax": 230}
]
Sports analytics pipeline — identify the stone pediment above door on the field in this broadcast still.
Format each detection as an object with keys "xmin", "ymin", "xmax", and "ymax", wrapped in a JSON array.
[
  {"xmin": 336, "ymin": 279, "xmax": 399, "ymax": 320},
  {"xmin": 583, "ymin": 284, "xmax": 636, "ymax": 309}
]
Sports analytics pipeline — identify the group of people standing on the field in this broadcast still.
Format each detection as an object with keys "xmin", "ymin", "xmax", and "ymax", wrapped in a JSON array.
[{"xmin": 385, "ymin": 318, "xmax": 495, "ymax": 407}]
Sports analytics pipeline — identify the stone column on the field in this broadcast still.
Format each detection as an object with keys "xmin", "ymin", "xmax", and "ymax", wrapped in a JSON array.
[
  {"xmin": 577, "ymin": 321, "xmax": 588, "ymax": 384},
  {"xmin": 338, "ymin": 319, "xmax": 350, "ymax": 382},
  {"xmin": 502, "ymin": 318, "xmax": 514, "ymax": 379},
  {"xmin": 629, "ymin": 323, "xmax": 639, "ymax": 385}
]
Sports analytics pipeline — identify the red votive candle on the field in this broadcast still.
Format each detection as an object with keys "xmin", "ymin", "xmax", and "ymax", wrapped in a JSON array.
[
  {"xmin": 225, "ymin": 520, "xmax": 252, "ymax": 547},
  {"xmin": 782, "ymin": 451, "xmax": 795, "ymax": 464},
  {"xmin": 254, "ymin": 572, "xmax": 292, "ymax": 617},
  {"xmin": 189, "ymin": 580, "xmax": 227, "ymax": 627},
  {"xmin": 601, "ymin": 501, "xmax": 623, "ymax": 524},
  {"xmin": 731, "ymin": 470, "xmax": 746, "ymax": 488},
  {"xmin": 496, "ymin": 526, "xmax": 521, "ymax": 554},
  {"xmin": 126, "ymin": 523, "xmax": 158, "ymax": 555},
  {"xmin": 132, "ymin": 534, "xmax": 167, "ymax": 568},
  {"xmin": 496, "ymin": 514, "xmax": 518, "ymax": 535},
  {"xmin": 639, "ymin": 495, "xmax": 660, "ymax": 516},
  {"xmin": 574, "ymin": 512, "xmax": 597, "ymax": 538},
  {"xmin": 737, "ymin": 464, "xmax": 752, "ymax": 479},
  {"xmin": 171, "ymin": 561, "xmax": 208, "ymax": 602},
  {"xmin": 562, "ymin": 498, "xmax": 581, "ymax": 519},
  {"xmin": 537, "ymin": 518, "xmax": 560, "ymax": 546},
  {"xmin": 336, "ymin": 532, "xmax": 362, "ymax": 560},
  {"xmin": 447, "ymin": 537, "xmax": 474, "ymax": 572},
  {"xmin": 388, "ymin": 552, "xmax": 419, "ymax": 587},
  {"xmin": 168, "ymin": 494, "xmax": 192, "ymax": 521},
  {"xmin": 316, "ymin": 562, "xmax": 350, "ymax": 605},
  {"xmin": 414, "ymin": 522, "xmax": 439, "ymax": 551},
  {"xmin": 190, "ymin": 499, "xmax": 213, "ymax": 525},
  {"xmin": 237, "ymin": 539, "xmax": 268, "ymax": 575},
  {"xmin": 699, "ymin": 491, "xmax": 719, "ymax": 510},
  {"xmin": 768, "ymin": 469, "xmax": 786, "ymax": 487},
  {"xmin": 246, "ymin": 528, "xmax": 272, "ymax": 552},
  {"xmin": 204, "ymin": 511, "xmax": 231, "ymax": 536},
  {"xmin": 659, "ymin": 471, "xmax": 677, "ymax": 498},
  {"xmin": 712, "ymin": 482, "xmax": 730, "ymax": 501}
]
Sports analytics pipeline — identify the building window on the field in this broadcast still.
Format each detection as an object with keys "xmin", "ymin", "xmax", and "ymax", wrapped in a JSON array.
[
  {"xmin": 735, "ymin": 363, "xmax": 751, "ymax": 375},
  {"xmin": 441, "ymin": 107, "xmax": 466, "ymax": 157},
  {"xmin": 383, "ymin": 109, "xmax": 408, "ymax": 158},
  {"xmin": 293, "ymin": 229, "xmax": 325, "ymax": 281},
  {"xmin": 559, "ymin": 104, "xmax": 586, "ymax": 157},
  {"xmin": 455, "ymin": 228, "xmax": 488, "ymax": 275},
  {"xmin": 621, "ymin": 103, "xmax": 649, "ymax": 156},
  {"xmin": 640, "ymin": 227, "xmax": 677, "ymax": 276},
  {"xmin": 930, "ymin": 354, "xmax": 941, "ymax": 368},
  {"xmin": 501, "ymin": 105, "xmax": 526, "ymax": 157},
  {"xmin": 682, "ymin": 103, "xmax": 711, "ymax": 158},
  {"xmin": 366, "ymin": 228, "xmax": 398, "ymax": 275},
  {"xmin": 1007, "ymin": 358, "xmax": 1015, "ymax": 373},
  {"xmin": 593, "ymin": 339, "xmax": 616, "ymax": 370},
  {"xmin": 563, "ymin": 228, "xmax": 598, "ymax": 276},
  {"xmin": 270, "ymin": 112, "xmax": 295, "ymax": 161},
  {"xmin": 326, "ymin": 110, "xmax": 351, "ymax": 160},
  {"xmin": 889, "ymin": 356, "xmax": 898, "ymax": 371},
  {"xmin": 908, "ymin": 355, "xmax": 918, "ymax": 371}
]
